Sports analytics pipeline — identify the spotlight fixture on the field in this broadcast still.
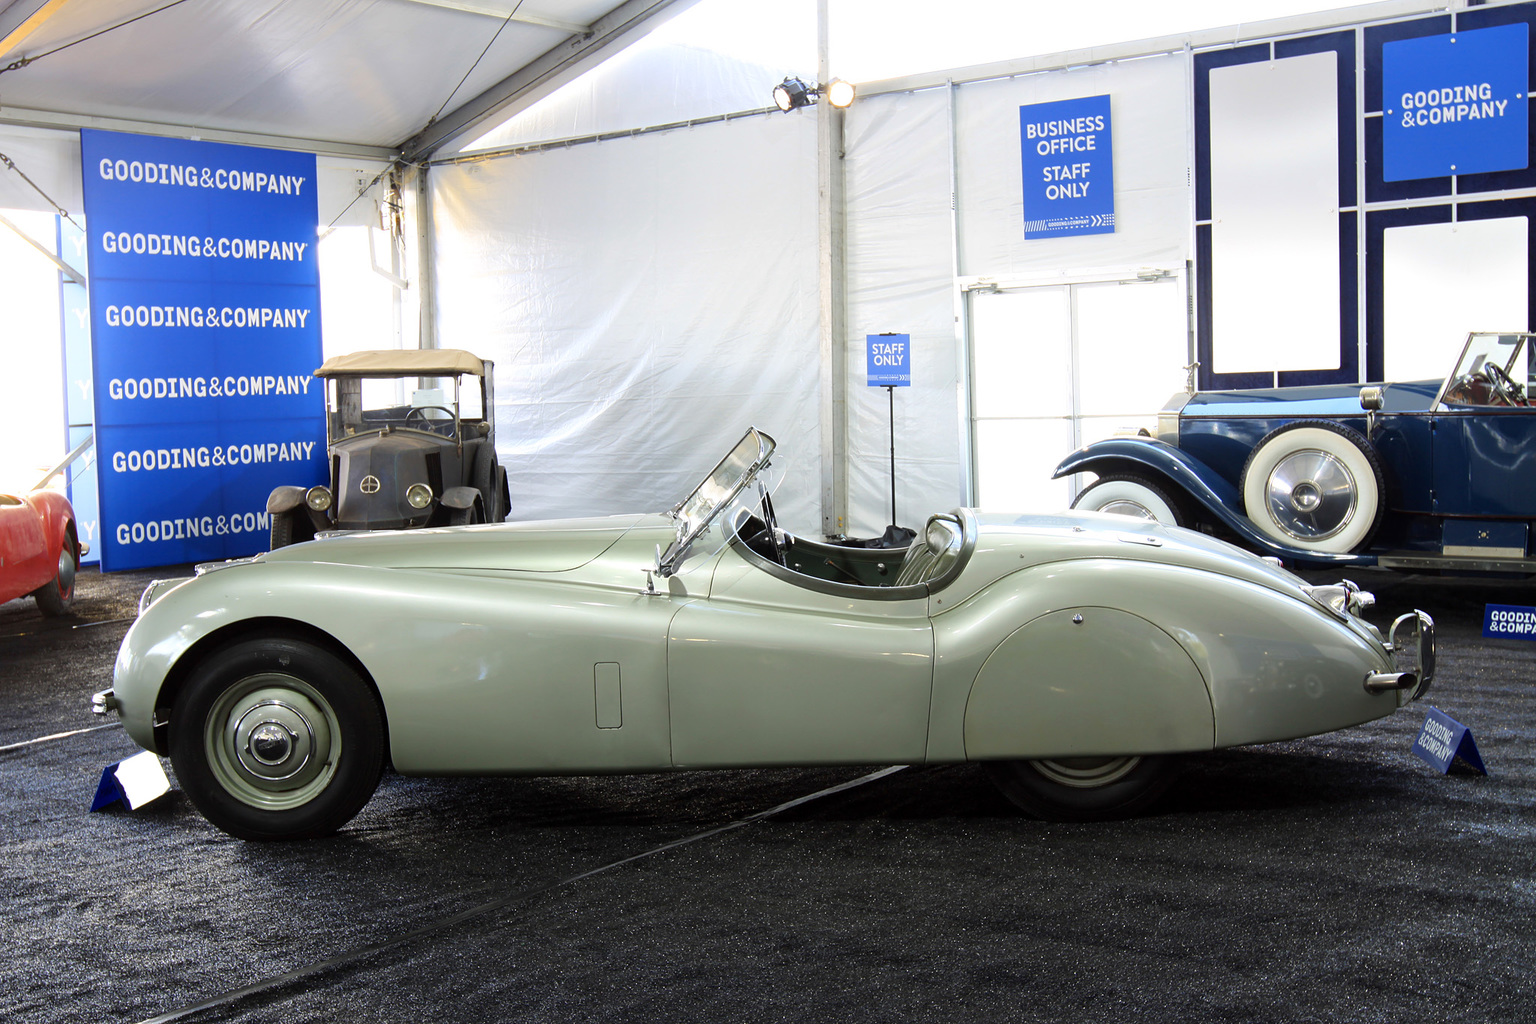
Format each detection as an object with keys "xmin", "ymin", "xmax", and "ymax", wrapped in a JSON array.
[
  {"xmin": 825, "ymin": 79, "xmax": 856, "ymax": 108},
  {"xmin": 773, "ymin": 76, "xmax": 814, "ymax": 112}
]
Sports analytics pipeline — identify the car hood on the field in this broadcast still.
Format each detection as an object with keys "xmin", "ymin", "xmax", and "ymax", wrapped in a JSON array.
[{"xmin": 263, "ymin": 513, "xmax": 661, "ymax": 572}]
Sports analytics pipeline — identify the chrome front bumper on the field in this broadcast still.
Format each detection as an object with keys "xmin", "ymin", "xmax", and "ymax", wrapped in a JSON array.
[
  {"xmin": 1364, "ymin": 610, "xmax": 1435, "ymax": 700},
  {"xmin": 91, "ymin": 688, "xmax": 118, "ymax": 716}
]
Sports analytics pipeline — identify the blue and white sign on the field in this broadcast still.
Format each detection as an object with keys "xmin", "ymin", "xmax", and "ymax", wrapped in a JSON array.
[
  {"xmin": 1483, "ymin": 602, "xmax": 1536, "ymax": 639},
  {"xmin": 867, "ymin": 334, "xmax": 911, "ymax": 386},
  {"xmin": 1383, "ymin": 23, "xmax": 1529, "ymax": 182},
  {"xmin": 81, "ymin": 130, "xmax": 325, "ymax": 572},
  {"xmin": 1019, "ymin": 94, "xmax": 1115, "ymax": 239},
  {"xmin": 1411, "ymin": 707, "xmax": 1487, "ymax": 776}
]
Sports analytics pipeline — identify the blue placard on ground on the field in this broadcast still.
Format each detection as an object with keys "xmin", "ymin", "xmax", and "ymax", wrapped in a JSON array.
[
  {"xmin": 1483, "ymin": 603, "xmax": 1536, "ymax": 639},
  {"xmin": 90, "ymin": 750, "xmax": 171, "ymax": 811},
  {"xmin": 1411, "ymin": 707, "xmax": 1487, "ymax": 775},
  {"xmin": 1383, "ymin": 23, "xmax": 1529, "ymax": 182},
  {"xmin": 81, "ymin": 130, "xmax": 326, "ymax": 571},
  {"xmin": 1019, "ymin": 94, "xmax": 1115, "ymax": 239},
  {"xmin": 867, "ymin": 334, "xmax": 911, "ymax": 386}
]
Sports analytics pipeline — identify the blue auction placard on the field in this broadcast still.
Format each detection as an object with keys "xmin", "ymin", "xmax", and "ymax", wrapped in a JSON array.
[
  {"xmin": 867, "ymin": 334, "xmax": 911, "ymax": 386},
  {"xmin": 1019, "ymin": 94, "xmax": 1115, "ymax": 239},
  {"xmin": 1383, "ymin": 23, "xmax": 1529, "ymax": 182},
  {"xmin": 81, "ymin": 130, "xmax": 326, "ymax": 571}
]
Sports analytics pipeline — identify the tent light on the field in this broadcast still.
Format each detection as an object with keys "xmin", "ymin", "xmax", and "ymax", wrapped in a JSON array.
[
  {"xmin": 825, "ymin": 79, "xmax": 856, "ymax": 108},
  {"xmin": 773, "ymin": 77, "xmax": 814, "ymax": 112}
]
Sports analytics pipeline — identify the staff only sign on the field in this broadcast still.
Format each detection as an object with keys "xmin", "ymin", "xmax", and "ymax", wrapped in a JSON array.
[
  {"xmin": 1382, "ymin": 22, "xmax": 1529, "ymax": 181},
  {"xmin": 1019, "ymin": 94, "xmax": 1115, "ymax": 239},
  {"xmin": 81, "ymin": 130, "xmax": 325, "ymax": 572}
]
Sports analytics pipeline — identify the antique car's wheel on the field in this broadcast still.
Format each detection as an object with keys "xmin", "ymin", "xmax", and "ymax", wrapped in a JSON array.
[
  {"xmin": 983, "ymin": 755, "xmax": 1178, "ymax": 821},
  {"xmin": 447, "ymin": 500, "xmax": 483, "ymax": 527},
  {"xmin": 169, "ymin": 638, "xmax": 385, "ymax": 840},
  {"xmin": 30, "ymin": 526, "xmax": 77, "ymax": 616},
  {"xmin": 268, "ymin": 509, "xmax": 316, "ymax": 551},
  {"xmin": 1071, "ymin": 474, "xmax": 1186, "ymax": 526},
  {"xmin": 1241, "ymin": 420, "xmax": 1383, "ymax": 553}
]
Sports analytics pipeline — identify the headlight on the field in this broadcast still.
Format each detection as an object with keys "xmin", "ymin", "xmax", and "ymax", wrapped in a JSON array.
[
  {"xmin": 1307, "ymin": 580, "xmax": 1374, "ymax": 620},
  {"xmin": 306, "ymin": 485, "xmax": 333, "ymax": 511},
  {"xmin": 138, "ymin": 578, "xmax": 183, "ymax": 615},
  {"xmin": 406, "ymin": 482, "xmax": 433, "ymax": 509}
]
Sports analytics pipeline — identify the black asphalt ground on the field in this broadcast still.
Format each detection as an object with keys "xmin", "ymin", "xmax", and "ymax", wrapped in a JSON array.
[{"xmin": 2, "ymin": 565, "xmax": 1534, "ymax": 1023}]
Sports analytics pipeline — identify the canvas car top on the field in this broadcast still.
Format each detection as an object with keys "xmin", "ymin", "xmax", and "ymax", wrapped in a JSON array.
[{"xmin": 315, "ymin": 348, "xmax": 487, "ymax": 378}]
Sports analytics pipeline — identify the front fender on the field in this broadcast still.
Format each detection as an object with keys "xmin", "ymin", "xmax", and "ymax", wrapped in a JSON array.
[{"xmin": 1053, "ymin": 438, "xmax": 1374, "ymax": 567}]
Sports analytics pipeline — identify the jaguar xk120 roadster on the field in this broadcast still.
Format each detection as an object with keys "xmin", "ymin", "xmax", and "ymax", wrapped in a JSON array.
[{"xmin": 94, "ymin": 428, "xmax": 1433, "ymax": 839}]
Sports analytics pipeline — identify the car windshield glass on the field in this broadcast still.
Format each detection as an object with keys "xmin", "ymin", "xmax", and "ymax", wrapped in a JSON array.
[
  {"xmin": 660, "ymin": 427, "xmax": 776, "ymax": 575},
  {"xmin": 327, "ymin": 374, "xmax": 478, "ymax": 442},
  {"xmin": 1441, "ymin": 332, "xmax": 1534, "ymax": 408}
]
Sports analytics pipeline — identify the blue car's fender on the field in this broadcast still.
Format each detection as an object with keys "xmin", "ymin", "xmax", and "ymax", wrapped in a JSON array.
[{"xmin": 1053, "ymin": 438, "xmax": 1376, "ymax": 568}]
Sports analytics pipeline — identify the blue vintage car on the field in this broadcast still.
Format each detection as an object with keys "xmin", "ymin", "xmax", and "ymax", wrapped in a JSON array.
[{"xmin": 1055, "ymin": 332, "xmax": 1536, "ymax": 572}]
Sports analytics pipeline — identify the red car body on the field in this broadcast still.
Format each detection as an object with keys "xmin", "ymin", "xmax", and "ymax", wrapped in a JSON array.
[{"xmin": 0, "ymin": 487, "xmax": 82, "ymax": 615}]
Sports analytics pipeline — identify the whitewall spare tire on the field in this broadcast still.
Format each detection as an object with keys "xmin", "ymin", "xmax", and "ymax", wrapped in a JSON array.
[{"xmin": 1240, "ymin": 420, "xmax": 1384, "ymax": 553}]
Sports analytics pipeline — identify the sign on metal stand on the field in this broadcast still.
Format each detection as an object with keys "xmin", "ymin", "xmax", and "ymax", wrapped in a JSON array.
[{"xmin": 867, "ymin": 334, "xmax": 910, "ymax": 526}]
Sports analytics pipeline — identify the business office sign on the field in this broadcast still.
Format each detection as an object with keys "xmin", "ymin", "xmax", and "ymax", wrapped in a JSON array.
[
  {"xmin": 80, "ymin": 130, "xmax": 325, "ymax": 571},
  {"xmin": 1020, "ymin": 94, "xmax": 1115, "ymax": 239},
  {"xmin": 1383, "ymin": 23, "xmax": 1529, "ymax": 181}
]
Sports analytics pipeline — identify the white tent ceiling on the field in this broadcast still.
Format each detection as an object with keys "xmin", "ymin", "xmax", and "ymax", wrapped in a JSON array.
[{"xmin": 0, "ymin": 0, "xmax": 697, "ymax": 158}]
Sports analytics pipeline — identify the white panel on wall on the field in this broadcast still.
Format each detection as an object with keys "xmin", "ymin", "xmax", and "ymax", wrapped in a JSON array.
[
  {"xmin": 431, "ymin": 113, "xmax": 823, "ymax": 530},
  {"xmin": 955, "ymin": 53, "xmax": 1191, "ymax": 278},
  {"xmin": 1209, "ymin": 50, "xmax": 1339, "ymax": 373},
  {"xmin": 1383, "ymin": 217, "xmax": 1528, "ymax": 383}
]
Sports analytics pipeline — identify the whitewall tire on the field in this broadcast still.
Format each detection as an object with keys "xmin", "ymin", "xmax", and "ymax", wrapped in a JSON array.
[
  {"xmin": 1072, "ymin": 474, "xmax": 1186, "ymax": 527},
  {"xmin": 1240, "ymin": 420, "xmax": 1383, "ymax": 553}
]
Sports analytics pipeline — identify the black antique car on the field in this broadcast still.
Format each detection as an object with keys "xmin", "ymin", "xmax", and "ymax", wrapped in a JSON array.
[
  {"xmin": 267, "ymin": 349, "xmax": 509, "ymax": 549},
  {"xmin": 1056, "ymin": 331, "xmax": 1536, "ymax": 573}
]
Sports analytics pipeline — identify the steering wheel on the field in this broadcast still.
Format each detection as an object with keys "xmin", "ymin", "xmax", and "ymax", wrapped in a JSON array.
[
  {"xmin": 405, "ymin": 405, "xmax": 457, "ymax": 422},
  {"xmin": 758, "ymin": 484, "xmax": 788, "ymax": 565},
  {"xmin": 1482, "ymin": 361, "xmax": 1527, "ymax": 406}
]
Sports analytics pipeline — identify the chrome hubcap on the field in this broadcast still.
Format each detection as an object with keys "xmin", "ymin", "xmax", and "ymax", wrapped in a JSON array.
[
  {"xmin": 205, "ymin": 676, "xmax": 339, "ymax": 810},
  {"xmin": 1264, "ymin": 450, "xmax": 1357, "ymax": 540},
  {"xmin": 1030, "ymin": 756, "xmax": 1141, "ymax": 789},
  {"xmin": 1099, "ymin": 498, "xmax": 1157, "ymax": 521}
]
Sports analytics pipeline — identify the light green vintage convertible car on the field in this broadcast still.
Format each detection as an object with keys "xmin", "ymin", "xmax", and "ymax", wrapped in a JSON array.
[{"xmin": 94, "ymin": 428, "xmax": 1434, "ymax": 840}]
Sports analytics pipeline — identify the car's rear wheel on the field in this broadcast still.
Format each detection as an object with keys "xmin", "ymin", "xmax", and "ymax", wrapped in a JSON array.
[
  {"xmin": 1240, "ymin": 420, "xmax": 1383, "ymax": 553},
  {"xmin": 170, "ymin": 637, "xmax": 385, "ymax": 840},
  {"xmin": 31, "ymin": 525, "xmax": 78, "ymax": 617},
  {"xmin": 1071, "ymin": 474, "xmax": 1186, "ymax": 526},
  {"xmin": 983, "ymin": 755, "xmax": 1178, "ymax": 821}
]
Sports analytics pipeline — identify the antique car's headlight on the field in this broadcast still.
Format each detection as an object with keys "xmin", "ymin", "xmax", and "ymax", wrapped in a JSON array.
[
  {"xmin": 406, "ymin": 483, "xmax": 433, "ymax": 509},
  {"xmin": 306, "ymin": 485, "xmax": 333, "ymax": 511}
]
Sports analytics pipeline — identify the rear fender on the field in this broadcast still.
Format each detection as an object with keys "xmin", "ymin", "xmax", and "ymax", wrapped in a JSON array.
[{"xmin": 1053, "ymin": 439, "xmax": 1373, "ymax": 567}]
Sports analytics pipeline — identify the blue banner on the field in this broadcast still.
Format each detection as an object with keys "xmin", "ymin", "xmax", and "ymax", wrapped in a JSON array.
[
  {"xmin": 1383, "ymin": 23, "xmax": 1529, "ymax": 182},
  {"xmin": 81, "ymin": 130, "xmax": 325, "ymax": 571},
  {"xmin": 867, "ymin": 334, "xmax": 911, "ymax": 386},
  {"xmin": 1020, "ymin": 94, "xmax": 1115, "ymax": 239}
]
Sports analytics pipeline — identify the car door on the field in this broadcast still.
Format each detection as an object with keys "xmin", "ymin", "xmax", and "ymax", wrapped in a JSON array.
[
  {"xmin": 666, "ymin": 553, "xmax": 934, "ymax": 768},
  {"xmin": 1431, "ymin": 406, "xmax": 1536, "ymax": 518}
]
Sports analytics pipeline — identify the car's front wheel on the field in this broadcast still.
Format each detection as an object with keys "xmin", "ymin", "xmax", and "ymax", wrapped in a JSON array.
[
  {"xmin": 170, "ymin": 637, "xmax": 385, "ymax": 840},
  {"xmin": 31, "ymin": 526, "xmax": 78, "ymax": 616},
  {"xmin": 1071, "ymin": 474, "xmax": 1187, "ymax": 526},
  {"xmin": 983, "ymin": 755, "xmax": 1178, "ymax": 821}
]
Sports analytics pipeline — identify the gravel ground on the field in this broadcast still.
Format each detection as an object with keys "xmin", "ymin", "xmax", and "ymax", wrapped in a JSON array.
[{"xmin": 1, "ymin": 565, "xmax": 1533, "ymax": 1023}]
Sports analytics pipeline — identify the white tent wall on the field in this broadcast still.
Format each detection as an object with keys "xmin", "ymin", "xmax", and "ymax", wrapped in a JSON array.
[
  {"xmin": 841, "ymin": 54, "xmax": 1192, "ymax": 535},
  {"xmin": 843, "ymin": 87, "xmax": 959, "ymax": 537},
  {"xmin": 429, "ymin": 111, "xmax": 823, "ymax": 529}
]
